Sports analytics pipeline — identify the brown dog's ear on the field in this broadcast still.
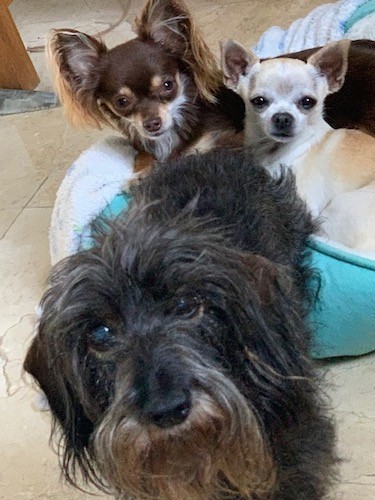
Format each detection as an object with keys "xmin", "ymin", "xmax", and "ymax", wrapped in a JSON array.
[
  {"xmin": 307, "ymin": 39, "xmax": 350, "ymax": 94},
  {"xmin": 47, "ymin": 29, "xmax": 107, "ymax": 128},
  {"xmin": 135, "ymin": 0, "xmax": 221, "ymax": 103},
  {"xmin": 136, "ymin": 0, "xmax": 190, "ymax": 54},
  {"xmin": 221, "ymin": 39, "xmax": 259, "ymax": 91}
]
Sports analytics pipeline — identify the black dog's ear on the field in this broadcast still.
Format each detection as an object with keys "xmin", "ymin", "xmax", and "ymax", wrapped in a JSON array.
[
  {"xmin": 24, "ymin": 329, "xmax": 94, "ymax": 464},
  {"xmin": 241, "ymin": 253, "xmax": 292, "ymax": 305},
  {"xmin": 221, "ymin": 39, "xmax": 259, "ymax": 91},
  {"xmin": 135, "ymin": 0, "xmax": 221, "ymax": 102},
  {"xmin": 307, "ymin": 40, "xmax": 350, "ymax": 94},
  {"xmin": 24, "ymin": 333, "xmax": 67, "ymax": 424},
  {"xmin": 47, "ymin": 29, "xmax": 107, "ymax": 128}
]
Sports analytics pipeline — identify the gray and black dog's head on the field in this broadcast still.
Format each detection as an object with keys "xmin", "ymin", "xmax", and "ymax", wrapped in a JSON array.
[{"xmin": 24, "ymin": 150, "xmax": 334, "ymax": 499}]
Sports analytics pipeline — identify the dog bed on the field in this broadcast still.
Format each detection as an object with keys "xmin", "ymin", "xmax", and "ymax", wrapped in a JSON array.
[{"xmin": 49, "ymin": 137, "xmax": 375, "ymax": 359}]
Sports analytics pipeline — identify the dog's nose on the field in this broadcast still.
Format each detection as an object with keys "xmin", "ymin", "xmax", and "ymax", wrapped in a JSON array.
[
  {"xmin": 272, "ymin": 112, "xmax": 294, "ymax": 132},
  {"xmin": 143, "ymin": 117, "xmax": 162, "ymax": 133},
  {"xmin": 147, "ymin": 391, "xmax": 191, "ymax": 428}
]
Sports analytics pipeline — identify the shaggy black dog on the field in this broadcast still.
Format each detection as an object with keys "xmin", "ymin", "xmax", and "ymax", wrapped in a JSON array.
[{"xmin": 24, "ymin": 149, "xmax": 336, "ymax": 499}]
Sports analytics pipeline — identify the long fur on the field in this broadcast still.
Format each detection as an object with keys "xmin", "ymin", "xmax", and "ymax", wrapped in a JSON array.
[
  {"xmin": 47, "ymin": 29, "xmax": 107, "ymax": 129},
  {"xmin": 25, "ymin": 150, "xmax": 336, "ymax": 499},
  {"xmin": 135, "ymin": 0, "xmax": 222, "ymax": 103}
]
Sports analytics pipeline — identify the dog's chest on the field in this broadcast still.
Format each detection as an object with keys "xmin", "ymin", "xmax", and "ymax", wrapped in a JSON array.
[
  {"xmin": 134, "ymin": 129, "xmax": 182, "ymax": 162},
  {"xmin": 266, "ymin": 129, "xmax": 339, "ymax": 216}
]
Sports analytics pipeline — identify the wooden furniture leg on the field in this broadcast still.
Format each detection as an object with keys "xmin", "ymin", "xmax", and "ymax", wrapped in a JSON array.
[{"xmin": 0, "ymin": 0, "xmax": 40, "ymax": 90}]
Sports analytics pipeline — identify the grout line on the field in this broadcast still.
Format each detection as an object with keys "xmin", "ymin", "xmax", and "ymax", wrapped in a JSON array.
[
  {"xmin": 23, "ymin": 176, "xmax": 49, "ymax": 208},
  {"xmin": 0, "ymin": 208, "xmax": 22, "ymax": 242},
  {"xmin": 24, "ymin": 176, "xmax": 49, "ymax": 208},
  {"xmin": 0, "ymin": 177, "xmax": 49, "ymax": 241}
]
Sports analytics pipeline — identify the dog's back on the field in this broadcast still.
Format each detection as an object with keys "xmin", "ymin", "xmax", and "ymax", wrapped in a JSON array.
[
  {"xmin": 137, "ymin": 149, "xmax": 315, "ymax": 251},
  {"xmin": 129, "ymin": 149, "xmax": 317, "ymax": 297}
]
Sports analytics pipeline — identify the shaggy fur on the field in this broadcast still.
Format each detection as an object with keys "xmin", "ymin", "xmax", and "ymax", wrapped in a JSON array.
[
  {"xmin": 47, "ymin": 0, "xmax": 243, "ymax": 163},
  {"xmin": 25, "ymin": 150, "xmax": 336, "ymax": 499}
]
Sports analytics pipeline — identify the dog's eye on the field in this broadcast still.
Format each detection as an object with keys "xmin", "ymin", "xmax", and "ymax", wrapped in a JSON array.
[
  {"xmin": 88, "ymin": 325, "xmax": 116, "ymax": 352},
  {"xmin": 251, "ymin": 96, "xmax": 269, "ymax": 108},
  {"xmin": 175, "ymin": 296, "xmax": 202, "ymax": 318},
  {"xmin": 116, "ymin": 97, "xmax": 129, "ymax": 108},
  {"xmin": 299, "ymin": 96, "xmax": 317, "ymax": 110},
  {"xmin": 163, "ymin": 80, "xmax": 174, "ymax": 91}
]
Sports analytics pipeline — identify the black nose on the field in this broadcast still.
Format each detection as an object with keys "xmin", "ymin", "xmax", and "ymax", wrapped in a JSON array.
[
  {"xmin": 143, "ymin": 117, "xmax": 162, "ymax": 133},
  {"xmin": 146, "ymin": 391, "xmax": 191, "ymax": 428},
  {"xmin": 272, "ymin": 112, "xmax": 294, "ymax": 133}
]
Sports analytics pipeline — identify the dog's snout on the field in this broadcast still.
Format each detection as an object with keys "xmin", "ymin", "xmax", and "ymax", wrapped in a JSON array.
[
  {"xmin": 272, "ymin": 112, "xmax": 294, "ymax": 132},
  {"xmin": 147, "ymin": 391, "xmax": 191, "ymax": 428},
  {"xmin": 143, "ymin": 117, "xmax": 162, "ymax": 133}
]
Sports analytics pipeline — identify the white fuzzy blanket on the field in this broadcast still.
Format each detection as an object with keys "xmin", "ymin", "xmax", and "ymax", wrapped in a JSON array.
[{"xmin": 50, "ymin": 137, "xmax": 136, "ymax": 264}]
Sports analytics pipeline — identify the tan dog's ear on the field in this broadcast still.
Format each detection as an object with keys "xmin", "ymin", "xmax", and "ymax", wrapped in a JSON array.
[
  {"xmin": 307, "ymin": 40, "xmax": 350, "ymax": 94},
  {"xmin": 221, "ymin": 39, "xmax": 259, "ymax": 91},
  {"xmin": 47, "ymin": 29, "xmax": 107, "ymax": 128}
]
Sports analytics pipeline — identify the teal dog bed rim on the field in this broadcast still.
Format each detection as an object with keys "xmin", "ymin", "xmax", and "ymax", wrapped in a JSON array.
[{"xmin": 307, "ymin": 238, "xmax": 375, "ymax": 271}]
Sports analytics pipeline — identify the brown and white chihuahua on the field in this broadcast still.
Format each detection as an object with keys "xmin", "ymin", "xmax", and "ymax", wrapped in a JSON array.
[
  {"xmin": 221, "ymin": 39, "xmax": 375, "ymax": 255},
  {"xmin": 47, "ymin": 0, "xmax": 243, "ymax": 169}
]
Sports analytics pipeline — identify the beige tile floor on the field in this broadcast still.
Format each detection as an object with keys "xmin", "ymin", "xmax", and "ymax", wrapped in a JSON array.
[{"xmin": 0, "ymin": 0, "xmax": 374, "ymax": 498}]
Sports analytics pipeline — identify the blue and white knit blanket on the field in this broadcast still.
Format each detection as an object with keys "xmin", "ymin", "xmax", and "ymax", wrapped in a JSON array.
[{"xmin": 253, "ymin": 0, "xmax": 375, "ymax": 57}]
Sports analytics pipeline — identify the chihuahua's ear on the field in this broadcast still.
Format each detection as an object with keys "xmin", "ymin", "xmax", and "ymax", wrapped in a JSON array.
[
  {"xmin": 307, "ymin": 40, "xmax": 350, "ymax": 94},
  {"xmin": 221, "ymin": 39, "xmax": 259, "ymax": 91},
  {"xmin": 136, "ymin": 0, "xmax": 190, "ymax": 53},
  {"xmin": 135, "ymin": 0, "xmax": 221, "ymax": 103},
  {"xmin": 47, "ymin": 29, "xmax": 107, "ymax": 128}
]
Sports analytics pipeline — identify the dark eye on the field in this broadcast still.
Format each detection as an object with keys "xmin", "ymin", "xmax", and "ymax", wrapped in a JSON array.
[
  {"xmin": 299, "ymin": 96, "xmax": 317, "ymax": 110},
  {"xmin": 174, "ymin": 296, "xmax": 201, "ymax": 318},
  {"xmin": 88, "ymin": 325, "xmax": 116, "ymax": 352},
  {"xmin": 116, "ymin": 97, "xmax": 129, "ymax": 108},
  {"xmin": 251, "ymin": 96, "xmax": 269, "ymax": 109},
  {"xmin": 163, "ymin": 80, "xmax": 174, "ymax": 91}
]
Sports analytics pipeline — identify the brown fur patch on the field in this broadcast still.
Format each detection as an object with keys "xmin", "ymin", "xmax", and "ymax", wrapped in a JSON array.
[
  {"xmin": 134, "ymin": 151, "xmax": 155, "ymax": 175},
  {"xmin": 94, "ymin": 390, "xmax": 276, "ymax": 499}
]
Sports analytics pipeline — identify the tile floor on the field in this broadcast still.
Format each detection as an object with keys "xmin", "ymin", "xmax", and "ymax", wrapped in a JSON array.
[{"xmin": 0, "ymin": 0, "xmax": 374, "ymax": 498}]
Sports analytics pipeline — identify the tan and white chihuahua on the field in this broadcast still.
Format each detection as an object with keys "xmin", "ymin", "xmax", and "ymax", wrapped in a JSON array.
[{"xmin": 221, "ymin": 39, "xmax": 375, "ymax": 255}]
